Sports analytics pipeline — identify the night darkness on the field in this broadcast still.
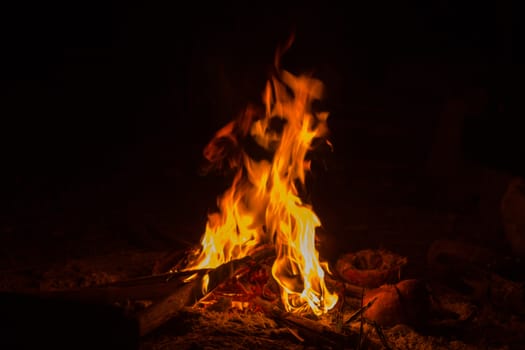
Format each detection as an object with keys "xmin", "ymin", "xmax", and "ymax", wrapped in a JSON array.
[
  {"xmin": 1, "ymin": 1, "xmax": 524, "ymax": 252},
  {"xmin": 1, "ymin": 1, "xmax": 525, "ymax": 347}
]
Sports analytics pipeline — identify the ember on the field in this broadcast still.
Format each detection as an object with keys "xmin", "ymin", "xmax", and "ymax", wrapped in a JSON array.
[{"xmin": 179, "ymin": 37, "xmax": 338, "ymax": 316}]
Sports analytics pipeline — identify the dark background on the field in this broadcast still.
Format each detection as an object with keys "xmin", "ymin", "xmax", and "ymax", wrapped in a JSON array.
[{"xmin": 1, "ymin": 1, "xmax": 524, "ymax": 265}]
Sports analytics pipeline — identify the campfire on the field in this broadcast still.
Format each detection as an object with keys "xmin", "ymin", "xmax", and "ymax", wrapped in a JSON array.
[
  {"xmin": 178, "ymin": 36, "xmax": 337, "ymax": 316},
  {"xmin": 132, "ymin": 39, "xmax": 416, "ymax": 346},
  {"xmin": 6, "ymin": 37, "xmax": 525, "ymax": 350},
  {"xmin": 22, "ymin": 41, "xmax": 425, "ymax": 349}
]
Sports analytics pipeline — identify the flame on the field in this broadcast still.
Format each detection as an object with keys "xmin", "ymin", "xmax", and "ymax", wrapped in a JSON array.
[{"xmin": 184, "ymin": 44, "xmax": 338, "ymax": 315}]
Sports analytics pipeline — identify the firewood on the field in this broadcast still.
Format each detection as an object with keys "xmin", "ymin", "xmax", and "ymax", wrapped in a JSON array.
[
  {"xmin": 16, "ymin": 245, "xmax": 274, "ymax": 304},
  {"xmin": 344, "ymin": 296, "xmax": 377, "ymax": 325},
  {"xmin": 252, "ymin": 297, "xmax": 345, "ymax": 347},
  {"xmin": 16, "ymin": 269, "xmax": 211, "ymax": 304},
  {"xmin": 252, "ymin": 297, "xmax": 385, "ymax": 349},
  {"xmin": 137, "ymin": 275, "xmax": 203, "ymax": 336},
  {"xmin": 138, "ymin": 247, "xmax": 275, "ymax": 336},
  {"xmin": 14, "ymin": 246, "xmax": 275, "ymax": 338}
]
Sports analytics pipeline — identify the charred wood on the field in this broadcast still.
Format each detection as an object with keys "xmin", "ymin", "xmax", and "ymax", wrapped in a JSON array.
[{"xmin": 138, "ymin": 247, "xmax": 275, "ymax": 336}]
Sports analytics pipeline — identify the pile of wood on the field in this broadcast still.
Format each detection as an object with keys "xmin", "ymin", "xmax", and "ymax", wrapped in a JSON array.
[{"xmin": 4, "ymin": 245, "xmax": 411, "ymax": 349}]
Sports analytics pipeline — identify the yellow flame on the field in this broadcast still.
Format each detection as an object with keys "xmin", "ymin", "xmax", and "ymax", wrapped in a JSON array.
[
  {"xmin": 184, "ymin": 47, "xmax": 338, "ymax": 315},
  {"xmin": 201, "ymin": 273, "xmax": 210, "ymax": 295}
]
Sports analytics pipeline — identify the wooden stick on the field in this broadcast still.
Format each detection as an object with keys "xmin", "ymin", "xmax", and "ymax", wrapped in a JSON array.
[
  {"xmin": 138, "ymin": 247, "xmax": 275, "ymax": 336},
  {"xmin": 253, "ymin": 297, "xmax": 387, "ymax": 349},
  {"xmin": 15, "ymin": 269, "xmax": 211, "ymax": 305},
  {"xmin": 137, "ymin": 274, "xmax": 204, "ymax": 336},
  {"xmin": 345, "ymin": 296, "xmax": 377, "ymax": 325},
  {"xmin": 253, "ymin": 297, "xmax": 346, "ymax": 347},
  {"xmin": 15, "ymin": 245, "xmax": 275, "ymax": 306}
]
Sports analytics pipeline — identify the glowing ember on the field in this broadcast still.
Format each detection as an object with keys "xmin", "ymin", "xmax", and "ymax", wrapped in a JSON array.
[{"xmin": 184, "ymin": 39, "xmax": 338, "ymax": 316}]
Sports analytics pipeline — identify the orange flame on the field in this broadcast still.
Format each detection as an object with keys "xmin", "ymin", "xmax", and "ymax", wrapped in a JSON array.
[{"xmin": 184, "ymin": 43, "xmax": 338, "ymax": 315}]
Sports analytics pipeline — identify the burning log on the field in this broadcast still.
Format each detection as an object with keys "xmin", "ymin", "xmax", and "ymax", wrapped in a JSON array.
[
  {"xmin": 174, "ymin": 38, "xmax": 340, "ymax": 318},
  {"xmin": 12, "ymin": 246, "xmax": 275, "ymax": 339},
  {"xmin": 253, "ymin": 297, "xmax": 389, "ymax": 349},
  {"xmin": 253, "ymin": 297, "xmax": 348, "ymax": 348},
  {"xmin": 138, "ymin": 247, "xmax": 275, "ymax": 336},
  {"xmin": 137, "ymin": 272, "xmax": 205, "ymax": 336}
]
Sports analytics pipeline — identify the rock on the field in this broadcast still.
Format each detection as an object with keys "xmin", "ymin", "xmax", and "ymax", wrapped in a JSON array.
[{"xmin": 363, "ymin": 279, "xmax": 430, "ymax": 329}]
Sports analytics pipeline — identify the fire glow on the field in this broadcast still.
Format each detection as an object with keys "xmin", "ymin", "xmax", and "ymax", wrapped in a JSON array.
[{"xmin": 184, "ymin": 42, "xmax": 338, "ymax": 316}]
